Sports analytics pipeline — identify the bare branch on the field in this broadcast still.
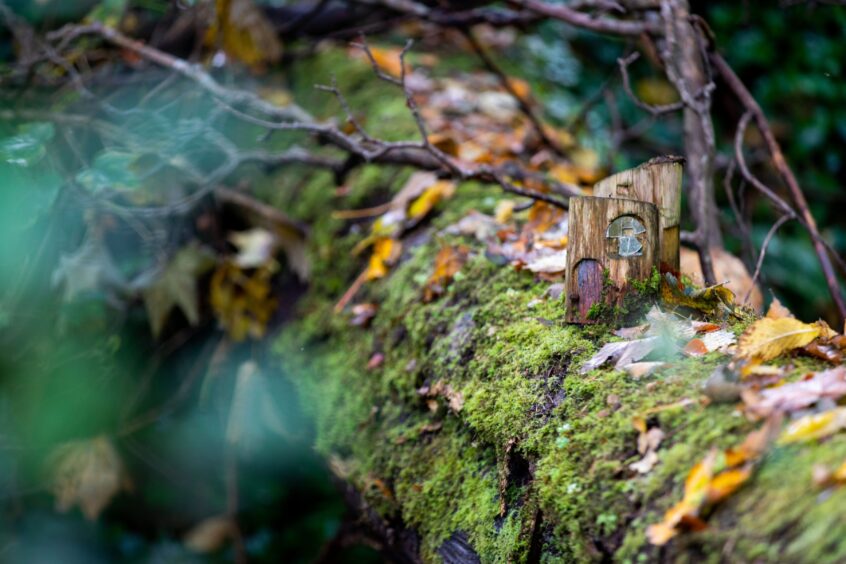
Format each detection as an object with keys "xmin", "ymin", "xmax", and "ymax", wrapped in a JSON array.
[
  {"xmin": 617, "ymin": 52, "xmax": 684, "ymax": 116},
  {"xmin": 514, "ymin": 0, "xmax": 661, "ymax": 35},
  {"xmin": 713, "ymin": 50, "xmax": 846, "ymax": 321},
  {"xmin": 746, "ymin": 214, "xmax": 792, "ymax": 304},
  {"xmin": 463, "ymin": 28, "xmax": 567, "ymax": 156}
]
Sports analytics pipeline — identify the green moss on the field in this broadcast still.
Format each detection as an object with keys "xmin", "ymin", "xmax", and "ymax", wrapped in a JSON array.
[{"xmin": 273, "ymin": 43, "xmax": 844, "ymax": 564}]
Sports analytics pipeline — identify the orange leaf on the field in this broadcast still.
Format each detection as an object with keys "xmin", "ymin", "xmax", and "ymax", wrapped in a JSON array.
[
  {"xmin": 365, "ymin": 238, "xmax": 401, "ymax": 281},
  {"xmin": 706, "ymin": 467, "xmax": 752, "ymax": 504},
  {"xmin": 407, "ymin": 180, "xmax": 456, "ymax": 221},
  {"xmin": 683, "ymin": 338, "xmax": 708, "ymax": 357},
  {"xmin": 423, "ymin": 244, "xmax": 468, "ymax": 302}
]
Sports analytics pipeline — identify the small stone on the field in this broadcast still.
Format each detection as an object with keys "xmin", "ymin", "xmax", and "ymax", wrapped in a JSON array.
[
  {"xmin": 702, "ymin": 364, "xmax": 742, "ymax": 403},
  {"xmin": 405, "ymin": 358, "xmax": 418, "ymax": 372},
  {"xmin": 546, "ymin": 283, "xmax": 565, "ymax": 301},
  {"xmin": 606, "ymin": 394, "xmax": 621, "ymax": 410}
]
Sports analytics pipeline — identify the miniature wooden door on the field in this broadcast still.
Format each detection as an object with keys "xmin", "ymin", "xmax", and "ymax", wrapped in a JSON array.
[
  {"xmin": 593, "ymin": 156, "xmax": 682, "ymax": 271},
  {"xmin": 565, "ymin": 196, "xmax": 659, "ymax": 323}
]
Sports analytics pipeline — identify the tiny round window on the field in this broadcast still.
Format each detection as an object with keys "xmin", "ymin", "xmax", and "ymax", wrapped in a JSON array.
[{"xmin": 606, "ymin": 215, "xmax": 645, "ymax": 257}]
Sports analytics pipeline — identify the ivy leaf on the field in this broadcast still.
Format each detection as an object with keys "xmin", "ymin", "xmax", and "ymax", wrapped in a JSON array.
[
  {"xmin": 52, "ymin": 235, "xmax": 125, "ymax": 303},
  {"xmin": 142, "ymin": 244, "xmax": 215, "ymax": 338},
  {"xmin": 75, "ymin": 150, "xmax": 141, "ymax": 193},
  {"xmin": 0, "ymin": 122, "xmax": 55, "ymax": 167}
]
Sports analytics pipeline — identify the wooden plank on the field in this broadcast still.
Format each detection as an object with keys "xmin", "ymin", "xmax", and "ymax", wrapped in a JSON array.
[
  {"xmin": 593, "ymin": 156, "xmax": 682, "ymax": 271},
  {"xmin": 565, "ymin": 196, "xmax": 659, "ymax": 323}
]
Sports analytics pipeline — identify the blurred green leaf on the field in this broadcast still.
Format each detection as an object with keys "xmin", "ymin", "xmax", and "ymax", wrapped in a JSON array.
[
  {"xmin": 76, "ymin": 150, "xmax": 141, "ymax": 192},
  {"xmin": 0, "ymin": 122, "xmax": 55, "ymax": 167}
]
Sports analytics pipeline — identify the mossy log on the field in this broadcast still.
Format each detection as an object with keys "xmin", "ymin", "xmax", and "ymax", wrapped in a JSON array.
[
  {"xmin": 271, "ymin": 172, "xmax": 845, "ymax": 563},
  {"xmin": 265, "ymin": 50, "xmax": 845, "ymax": 564}
]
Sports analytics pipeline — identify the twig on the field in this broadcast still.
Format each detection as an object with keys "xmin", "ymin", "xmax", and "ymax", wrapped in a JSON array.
[
  {"xmin": 514, "ymin": 0, "xmax": 661, "ymax": 35},
  {"xmin": 617, "ymin": 52, "xmax": 684, "ymax": 116},
  {"xmin": 463, "ymin": 28, "xmax": 566, "ymax": 156},
  {"xmin": 714, "ymin": 51, "xmax": 846, "ymax": 322},
  {"xmin": 745, "ymin": 214, "xmax": 792, "ymax": 304}
]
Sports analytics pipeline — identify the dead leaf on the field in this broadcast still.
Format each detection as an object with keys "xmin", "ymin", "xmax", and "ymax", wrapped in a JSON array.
[
  {"xmin": 524, "ymin": 250, "xmax": 568, "ymax": 274},
  {"xmin": 365, "ymin": 238, "xmax": 402, "ymax": 281},
  {"xmin": 407, "ymin": 180, "xmax": 456, "ymax": 223},
  {"xmin": 683, "ymin": 338, "xmax": 709, "ymax": 357},
  {"xmin": 418, "ymin": 381, "xmax": 464, "ymax": 413},
  {"xmin": 623, "ymin": 362, "xmax": 666, "ymax": 379},
  {"xmin": 210, "ymin": 260, "xmax": 277, "ymax": 341},
  {"xmin": 350, "ymin": 303, "xmax": 378, "ymax": 327},
  {"xmin": 766, "ymin": 296, "xmax": 795, "ymax": 320},
  {"xmin": 229, "ymin": 227, "xmax": 276, "ymax": 268},
  {"xmin": 744, "ymin": 367, "xmax": 846, "ymax": 417},
  {"xmin": 423, "ymin": 244, "xmax": 468, "ymax": 302},
  {"xmin": 495, "ymin": 200, "xmax": 516, "ymax": 224},
  {"xmin": 630, "ymin": 450, "xmax": 660, "ymax": 474},
  {"xmin": 580, "ymin": 337, "xmax": 659, "ymax": 374},
  {"xmin": 680, "ymin": 246, "xmax": 762, "ymax": 311},
  {"xmin": 143, "ymin": 243, "xmax": 215, "ymax": 338},
  {"xmin": 736, "ymin": 317, "xmax": 821, "ymax": 362},
  {"xmin": 647, "ymin": 416, "xmax": 776, "ymax": 546},
  {"xmin": 206, "ymin": 0, "xmax": 282, "ymax": 68},
  {"xmin": 50, "ymin": 436, "xmax": 130, "ymax": 520},
  {"xmin": 184, "ymin": 516, "xmax": 235, "ymax": 554},
  {"xmin": 778, "ymin": 407, "xmax": 846, "ymax": 444}
]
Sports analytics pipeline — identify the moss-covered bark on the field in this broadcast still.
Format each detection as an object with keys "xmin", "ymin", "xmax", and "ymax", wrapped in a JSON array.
[{"xmin": 267, "ymin": 47, "xmax": 846, "ymax": 563}]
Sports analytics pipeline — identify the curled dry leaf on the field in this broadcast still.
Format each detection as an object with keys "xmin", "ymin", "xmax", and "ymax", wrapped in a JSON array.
[
  {"xmin": 50, "ymin": 436, "xmax": 131, "ymax": 520},
  {"xmin": 744, "ymin": 367, "xmax": 846, "ymax": 417},
  {"xmin": 418, "ymin": 380, "xmax": 464, "ymax": 413},
  {"xmin": 736, "ymin": 317, "xmax": 822, "ymax": 362},
  {"xmin": 580, "ymin": 337, "xmax": 659, "ymax": 374}
]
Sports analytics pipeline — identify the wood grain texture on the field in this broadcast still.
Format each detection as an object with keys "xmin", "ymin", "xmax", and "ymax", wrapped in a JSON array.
[
  {"xmin": 565, "ymin": 196, "xmax": 659, "ymax": 323},
  {"xmin": 593, "ymin": 156, "xmax": 682, "ymax": 270}
]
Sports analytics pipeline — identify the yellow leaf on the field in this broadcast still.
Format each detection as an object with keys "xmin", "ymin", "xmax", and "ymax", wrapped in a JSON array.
[
  {"xmin": 706, "ymin": 467, "xmax": 752, "ymax": 504},
  {"xmin": 494, "ymin": 200, "xmax": 516, "ymax": 224},
  {"xmin": 210, "ymin": 260, "xmax": 278, "ymax": 341},
  {"xmin": 50, "ymin": 436, "xmax": 130, "ymax": 520},
  {"xmin": 736, "ymin": 317, "xmax": 821, "ymax": 362},
  {"xmin": 778, "ymin": 408, "xmax": 846, "ymax": 444},
  {"xmin": 365, "ymin": 238, "xmax": 401, "ymax": 281},
  {"xmin": 206, "ymin": 0, "xmax": 282, "ymax": 68},
  {"xmin": 407, "ymin": 180, "xmax": 455, "ymax": 221}
]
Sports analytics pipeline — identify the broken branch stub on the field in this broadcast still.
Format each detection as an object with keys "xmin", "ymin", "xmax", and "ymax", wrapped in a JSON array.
[
  {"xmin": 593, "ymin": 156, "xmax": 683, "ymax": 271},
  {"xmin": 565, "ymin": 196, "xmax": 659, "ymax": 324}
]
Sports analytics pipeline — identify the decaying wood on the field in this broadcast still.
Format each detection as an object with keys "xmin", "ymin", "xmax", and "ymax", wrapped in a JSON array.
[
  {"xmin": 565, "ymin": 196, "xmax": 659, "ymax": 323},
  {"xmin": 593, "ymin": 156, "xmax": 683, "ymax": 271}
]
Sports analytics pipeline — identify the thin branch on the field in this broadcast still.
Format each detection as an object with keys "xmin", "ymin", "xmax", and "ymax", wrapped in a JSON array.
[
  {"xmin": 463, "ymin": 28, "xmax": 566, "ymax": 156},
  {"xmin": 617, "ymin": 52, "xmax": 684, "ymax": 116},
  {"xmin": 746, "ymin": 214, "xmax": 792, "ymax": 304},
  {"xmin": 514, "ymin": 0, "xmax": 661, "ymax": 35},
  {"xmin": 714, "ymin": 51, "xmax": 846, "ymax": 322}
]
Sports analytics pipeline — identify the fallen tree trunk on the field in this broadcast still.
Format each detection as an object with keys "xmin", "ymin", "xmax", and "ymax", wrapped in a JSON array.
[{"xmin": 273, "ymin": 171, "xmax": 846, "ymax": 562}]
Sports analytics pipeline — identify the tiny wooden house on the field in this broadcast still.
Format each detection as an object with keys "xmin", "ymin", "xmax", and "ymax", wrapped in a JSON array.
[
  {"xmin": 564, "ymin": 196, "xmax": 659, "ymax": 323},
  {"xmin": 593, "ymin": 156, "xmax": 683, "ymax": 271}
]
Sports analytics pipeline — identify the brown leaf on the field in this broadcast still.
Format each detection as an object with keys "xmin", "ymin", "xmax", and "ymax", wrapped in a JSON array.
[
  {"xmin": 766, "ymin": 296, "xmax": 795, "ymax": 320},
  {"xmin": 50, "ymin": 436, "xmax": 130, "ymax": 520},
  {"xmin": 423, "ymin": 244, "xmax": 468, "ymax": 302},
  {"xmin": 184, "ymin": 516, "xmax": 235, "ymax": 554}
]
